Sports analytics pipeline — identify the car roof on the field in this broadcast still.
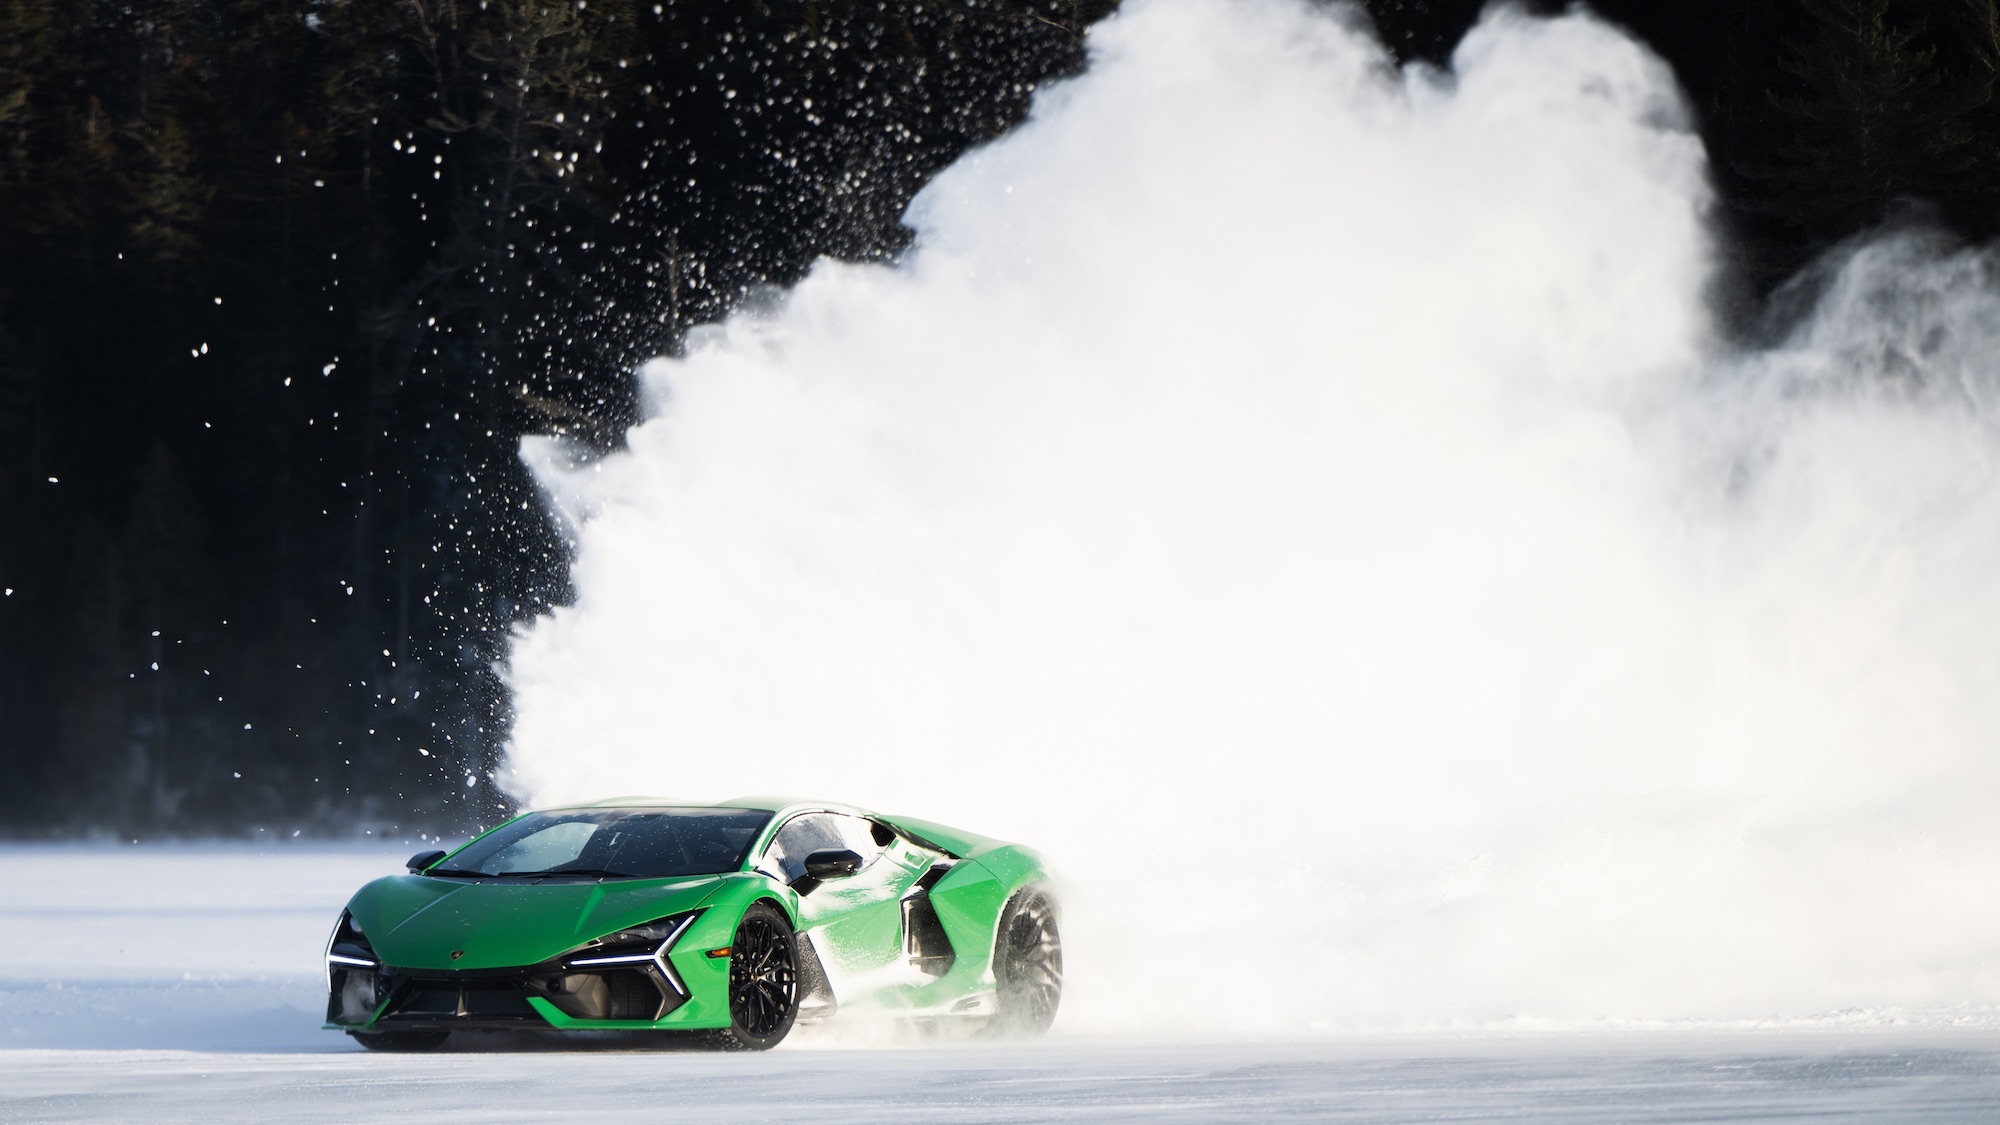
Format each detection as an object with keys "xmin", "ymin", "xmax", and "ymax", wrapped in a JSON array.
[
  {"xmin": 514, "ymin": 797, "xmax": 977, "ymax": 859},
  {"xmin": 550, "ymin": 795, "xmax": 877, "ymax": 819}
]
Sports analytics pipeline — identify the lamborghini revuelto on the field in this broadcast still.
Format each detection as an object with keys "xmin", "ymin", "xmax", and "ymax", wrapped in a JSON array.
[{"xmin": 324, "ymin": 798, "xmax": 1062, "ymax": 1050}]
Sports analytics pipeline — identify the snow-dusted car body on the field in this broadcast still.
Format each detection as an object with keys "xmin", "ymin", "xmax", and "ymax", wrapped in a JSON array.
[{"xmin": 325, "ymin": 798, "xmax": 1060, "ymax": 1050}]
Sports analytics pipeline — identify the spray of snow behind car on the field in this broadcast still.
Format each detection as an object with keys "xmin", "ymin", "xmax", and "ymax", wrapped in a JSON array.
[{"xmin": 502, "ymin": 0, "xmax": 2000, "ymax": 1033}]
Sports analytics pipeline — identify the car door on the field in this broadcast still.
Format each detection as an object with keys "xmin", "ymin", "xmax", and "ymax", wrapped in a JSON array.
[{"xmin": 757, "ymin": 812, "xmax": 928, "ymax": 975}]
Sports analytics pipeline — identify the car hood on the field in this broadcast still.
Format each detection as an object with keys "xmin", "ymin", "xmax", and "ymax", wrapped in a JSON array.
[{"xmin": 345, "ymin": 873, "xmax": 728, "ymax": 971}]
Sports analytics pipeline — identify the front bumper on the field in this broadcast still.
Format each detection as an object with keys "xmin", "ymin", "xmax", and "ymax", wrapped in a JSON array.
[
  {"xmin": 328, "ymin": 962, "xmax": 689, "ymax": 1032},
  {"xmin": 327, "ymin": 914, "xmax": 730, "ymax": 1033}
]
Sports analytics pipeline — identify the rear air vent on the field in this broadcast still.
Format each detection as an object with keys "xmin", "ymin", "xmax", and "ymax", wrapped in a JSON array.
[{"xmin": 903, "ymin": 892, "xmax": 956, "ymax": 977}]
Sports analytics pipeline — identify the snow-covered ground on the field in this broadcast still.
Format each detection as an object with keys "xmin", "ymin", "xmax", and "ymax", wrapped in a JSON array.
[
  {"xmin": 4, "ymin": 845, "xmax": 1998, "ymax": 1122},
  {"xmin": 10, "ymin": 1036, "xmax": 2000, "ymax": 1123},
  {"xmin": 0, "ymin": 844, "xmax": 396, "ymax": 1053}
]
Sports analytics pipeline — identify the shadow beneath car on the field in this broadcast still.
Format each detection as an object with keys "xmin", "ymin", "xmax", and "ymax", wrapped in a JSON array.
[{"xmin": 404, "ymin": 1028, "xmax": 726, "ymax": 1053}]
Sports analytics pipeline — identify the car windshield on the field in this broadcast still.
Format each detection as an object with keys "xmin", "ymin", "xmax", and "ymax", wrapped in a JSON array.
[{"xmin": 434, "ymin": 807, "xmax": 774, "ymax": 879}]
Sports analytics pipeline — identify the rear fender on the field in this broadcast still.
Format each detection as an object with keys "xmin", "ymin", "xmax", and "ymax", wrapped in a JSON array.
[
  {"xmin": 958, "ymin": 843, "xmax": 1050, "ymax": 898},
  {"xmin": 923, "ymin": 844, "xmax": 1052, "ymax": 990}
]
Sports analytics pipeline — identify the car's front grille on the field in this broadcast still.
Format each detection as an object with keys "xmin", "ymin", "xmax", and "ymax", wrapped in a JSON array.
[
  {"xmin": 355, "ymin": 964, "xmax": 677, "ymax": 1027},
  {"xmin": 389, "ymin": 977, "xmax": 540, "ymax": 1020}
]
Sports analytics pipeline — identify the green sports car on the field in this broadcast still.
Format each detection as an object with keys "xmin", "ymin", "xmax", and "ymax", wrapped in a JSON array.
[{"xmin": 324, "ymin": 798, "xmax": 1062, "ymax": 1050}]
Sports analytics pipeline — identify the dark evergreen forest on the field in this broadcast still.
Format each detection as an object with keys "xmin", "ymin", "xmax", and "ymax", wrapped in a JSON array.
[{"xmin": 1, "ymin": 0, "xmax": 1994, "ymax": 836}]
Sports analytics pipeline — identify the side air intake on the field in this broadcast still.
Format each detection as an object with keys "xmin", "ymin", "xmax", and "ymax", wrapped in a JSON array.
[{"xmin": 903, "ymin": 864, "xmax": 958, "ymax": 977}]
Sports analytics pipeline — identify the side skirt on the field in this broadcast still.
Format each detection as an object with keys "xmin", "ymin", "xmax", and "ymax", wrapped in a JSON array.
[{"xmin": 795, "ymin": 930, "xmax": 838, "ymax": 1023}]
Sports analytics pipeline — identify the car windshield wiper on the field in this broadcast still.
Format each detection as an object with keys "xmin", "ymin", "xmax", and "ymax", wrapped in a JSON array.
[{"xmin": 541, "ymin": 867, "xmax": 646, "ymax": 879}]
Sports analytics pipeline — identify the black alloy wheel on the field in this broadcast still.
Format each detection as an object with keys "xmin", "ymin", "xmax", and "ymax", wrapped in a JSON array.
[
  {"xmin": 990, "ymin": 887, "xmax": 1063, "ymax": 1036},
  {"xmin": 348, "ymin": 1029, "xmax": 449, "ymax": 1052},
  {"xmin": 711, "ymin": 903, "xmax": 800, "ymax": 1050}
]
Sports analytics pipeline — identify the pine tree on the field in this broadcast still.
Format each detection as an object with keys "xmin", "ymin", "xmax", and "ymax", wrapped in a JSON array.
[{"xmin": 1760, "ymin": 0, "xmax": 1989, "ymax": 238}]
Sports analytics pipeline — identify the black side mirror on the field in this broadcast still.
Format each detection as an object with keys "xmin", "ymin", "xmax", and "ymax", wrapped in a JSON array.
[
  {"xmin": 407, "ymin": 849, "xmax": 447, "ymax": 873},
  {"xmin": 790, "ymin": 848, "xmax": 864, "ymax": 896},
  {"xmin": 805, "ymin": 849, "xmax": 865, "ymax": 879}
]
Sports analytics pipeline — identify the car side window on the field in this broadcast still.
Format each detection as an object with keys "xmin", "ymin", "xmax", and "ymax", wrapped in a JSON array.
[
  {"xmin": 828, "ymin": 814, "xmax": 888, "ymax": 867},
  {"xmin": 761, "ymin": 812, "xmax": 887, "ymax": 882}
]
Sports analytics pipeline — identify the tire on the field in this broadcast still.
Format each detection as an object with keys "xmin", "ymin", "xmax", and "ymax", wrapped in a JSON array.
[
  {"xmin": 705, "ymin": 902, "xmax": 800, "ymax": 1050},
  {"xmin": 348, "ymin": 1029, "xmax": 449, "ymax": 1052},
  {"xmin": 990, "ymin": 887, "xmax": 1063, "ymax": 1037}
]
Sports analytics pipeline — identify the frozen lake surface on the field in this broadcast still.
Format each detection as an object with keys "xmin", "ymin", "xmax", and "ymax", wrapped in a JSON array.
[
  {"xmin": 9, "ymin": 1035, "xmax": 2000, "ymax": 1123},
  {"xmin": 4, "ymin": 845, "xmax": 1997, "ymax": 1122}
]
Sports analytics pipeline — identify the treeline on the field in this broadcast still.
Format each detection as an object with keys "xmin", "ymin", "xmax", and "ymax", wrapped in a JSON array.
[
  {"xmin": 1, "ymin": 0, "xmax": 1996, "ymax": 836},
  {"xmin": 0, "ymin": 0, "xmax": 1112, "ymax": 835}
]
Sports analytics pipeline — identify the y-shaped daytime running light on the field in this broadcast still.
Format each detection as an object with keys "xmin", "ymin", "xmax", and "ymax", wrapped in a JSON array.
[{"xmin": 565, "ymin": 914, "xmax": 699, "ymax": 997}]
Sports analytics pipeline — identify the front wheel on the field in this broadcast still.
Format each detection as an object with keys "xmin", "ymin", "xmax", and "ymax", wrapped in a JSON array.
[
  {"xmin": 990, "ymin": 887, "xmax": 1063, "ymax": 1036},
  {"xmin": 705, "ymin": 902, "xmax": 799, "ymax": 1050}
]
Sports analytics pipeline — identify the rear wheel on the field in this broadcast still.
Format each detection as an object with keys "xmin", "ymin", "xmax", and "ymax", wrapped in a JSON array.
[
  {"xmin": 990, "ymin": 887, "xmax": 1063, "ymax": 1036},
  {"xmin": 348, "ymin": 1029, "xmax": 449, "ymax": 1052},
  {"xmin": 706, "ymin": 903, "xmax": 799, "ymax": 1050}
]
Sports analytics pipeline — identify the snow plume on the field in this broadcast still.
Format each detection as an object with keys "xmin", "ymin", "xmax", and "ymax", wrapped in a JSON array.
[{"xmin": 504, "ymin": 0, "xmax": 2000, "ymax": 1032}]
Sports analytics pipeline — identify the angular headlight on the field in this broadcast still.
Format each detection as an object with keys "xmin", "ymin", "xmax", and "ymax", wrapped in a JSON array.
[
  {"xmin": 562, "ymin": 911, "xmax": 702, "ymax": 998},
  {"xmin": 324, "ymin": 911, "xmax": 385, "ymax": 1024},
  {"xmin": 324, "ymin": 911, "xmax": 379, "ymax": 987}
]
